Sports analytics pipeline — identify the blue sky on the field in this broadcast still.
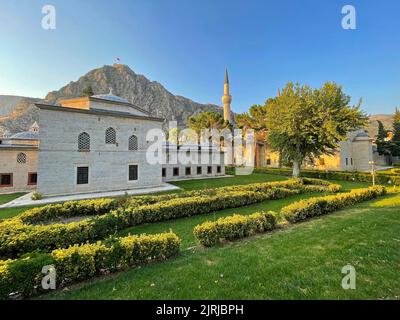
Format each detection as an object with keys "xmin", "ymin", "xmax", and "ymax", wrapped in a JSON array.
[{"xmin": 0, "ymin": 0, "xmax": 399, "ymax": 115}]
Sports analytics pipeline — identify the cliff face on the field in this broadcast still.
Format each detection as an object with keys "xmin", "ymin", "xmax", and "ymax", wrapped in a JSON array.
[
  {"xmin": 367, "ymin": 114, "xmax": 394, "ymax": 138},
  {"xmin": 0, "ymin": 64, "xmax": 221, "ymax": 134},
  {"xmin": 45, "ymin": 64, "xmax": 221, "ymax": 124},
  {"xmin": 0, "ymin": 97, "xmax": 41, "ymax": 135},
  {"xmin": 0, "ymin": 64, "xmax": 394, "ymax": 138}
]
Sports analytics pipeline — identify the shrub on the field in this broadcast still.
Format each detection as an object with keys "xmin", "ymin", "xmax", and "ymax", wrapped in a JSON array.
[
  {"xmin": 31, "ymin": 192, "xmax": 43, "ymax": 201},
  {"xmin": 281, "ymin": 186, "xmax": 387, "ymax": 223},
  {"xmin": 0, "ymin": 232, "xmax": 180, "ymax": 299},
  {"xmin": 19, "ymin": 198, "xmax": 119, "ymax": 224},
  {"xmin": 0, "ymin": 179, "xmax": 339, "ymax": 258},
  {"xmin": 249, "ymin": 166, "xmax": 400, "ymax": 186},
  {"xmin": 194, "ymin": 211, "xmax": 277, "ymax": 247},
  {"xmin": 52, "ymin": 232, "xmax": 180, "ymax": 287},
  {"xmin": 0, "ymin": 252, "xmax": 53, "ymax": 299}
]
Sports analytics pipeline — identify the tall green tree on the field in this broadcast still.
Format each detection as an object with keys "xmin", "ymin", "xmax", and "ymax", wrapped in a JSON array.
[
  {"xmin": 265, "ymin": 82, "xmax": 367, "ymax": 177},
  {"xmin": 188, "ymin": 111, "xmax": 230, "ymax": 143},
  {"xmin": 235, "ymin": 104, "xmax": 268, "ymax": 133},
  {"xmin": 82, "ymin": 85, "xmax": 94, "ymax": 97},
  {"xmin": 376, "ymin": 120, "xmax": 389, "ymax": 155},
  {"xmin": 390, "ymin": 107, "xmax": 400, "ymax": 156}
]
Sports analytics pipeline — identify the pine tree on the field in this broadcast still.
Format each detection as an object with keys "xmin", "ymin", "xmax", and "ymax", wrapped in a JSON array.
[
  {"xmin": 376, "ymin": 120, "xmax": 388, "ymax": 155},
  {"xmin": 391, "ymin": 107, "xmax": 400, "ymax": 156}
]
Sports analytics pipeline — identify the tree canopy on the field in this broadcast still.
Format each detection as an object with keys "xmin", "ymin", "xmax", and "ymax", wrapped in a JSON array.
[
  {"xmin": 376, "ymin": 120, "xmax": 390, "ymax": 155},
  {"xmin": 390, "ymin": 107, "xmax": 400, "ymax": 156},
  {"xmin": 265, "ymin": 82, "xmax": 367, "ymax": 177},
  {"xmin": 235, "ymin": 104, "xmax": 268, "ymax": 133},
  {"xmin": 188, "ymin": 111, "xmax": 231, "ymax": 143}
]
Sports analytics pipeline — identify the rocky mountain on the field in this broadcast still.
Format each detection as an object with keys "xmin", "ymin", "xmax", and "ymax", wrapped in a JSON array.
[
  {"xmin": 0, "ymin": 95, "xmax": 27, "ymax": 117},
  {"xmin": 0, "ymin": 64, "xmax": 222, "ymax": 134},
  {"xmin": 0, "ymin": 96, "xmax": 41, "ymax": 136},
  {"xmin": 45, "ymin": 64, "xmax": 221, "ymax": 125},
  {"xmin": 0, "ymin": 64, "xmax": 396, "ymax": 138},
  {"xmin": 366, "ymin": 114, "xmax": 394, "ymax": 138}
]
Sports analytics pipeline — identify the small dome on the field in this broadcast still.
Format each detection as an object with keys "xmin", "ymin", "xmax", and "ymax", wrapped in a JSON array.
[
  {"xmin": 355, "ymin": 131, "xmax": 369, "ymax": 138},
  {"xmin": 10, "ymin": 131, "xmax": 39, "ymax": 140},
  {"xmin": 92, "ymin": 89, "xmax": 129, "ymax": 104}
]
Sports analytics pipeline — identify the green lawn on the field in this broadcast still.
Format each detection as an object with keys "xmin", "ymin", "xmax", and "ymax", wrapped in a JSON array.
[
  {"xmin": 0, "ymin": 192, "xmax": 26, "ymax": 205},
  {"xmin": 169, "ymin": 173, "xmax": 288, "ymax": 191},
  {"xmin": 27, "ymin": 173, "xmax": 400, "ymax": 300},
  {"xmin": 2, "ymin": 174, "xmax": 397, "ymax": 299},
  {"xmin": 0, "ymin": 193, "xmax": 30, "ymax": 220},
  {"xmin": 41, "ymin": 191, "xmax": 400, "ymax": 300}
]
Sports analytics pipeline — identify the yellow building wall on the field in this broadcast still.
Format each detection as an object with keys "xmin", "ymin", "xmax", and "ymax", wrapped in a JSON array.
[{"xmin": 0, "ymin": 149, "xmax": 38, "ymax": 193}]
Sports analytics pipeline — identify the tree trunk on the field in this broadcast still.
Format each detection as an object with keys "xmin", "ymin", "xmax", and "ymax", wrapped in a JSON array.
[{"xmin": 292, "ymin": 161, "xmax": 301, "ymax": 178}]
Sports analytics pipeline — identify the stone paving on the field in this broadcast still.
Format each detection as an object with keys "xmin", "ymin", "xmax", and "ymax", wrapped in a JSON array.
[{"xmin": 0, "ymin": 183, "xmax": 181, "ymax": 208}]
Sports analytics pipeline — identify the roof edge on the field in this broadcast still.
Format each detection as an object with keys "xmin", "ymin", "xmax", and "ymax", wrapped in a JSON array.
[{"xmin": 35, "ymin": 103, "xmax": 164, "ymax": 122}]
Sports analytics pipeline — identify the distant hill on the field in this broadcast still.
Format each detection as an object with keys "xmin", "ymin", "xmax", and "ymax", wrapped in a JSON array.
[
  {"xmin": 0, "ymin": 95, "xmax": 27, "ymax": 117},
  {"xmin": 0, "ymin": 96, "xmax": 41, "ymax": 135},
  {"xmin": 366, "ymin": 114, "xmax": 394, "ymax": 138},
  {"xmin": 0, "ymin": 64, "xmax": 395, "ymax": 138},
  {"xmin": 0, "ymin": 64, "xmax": 222, "ymax": 134},
  {"xmin": 45, "ymin": 64, "xmax": 221, "ymax": 125}
]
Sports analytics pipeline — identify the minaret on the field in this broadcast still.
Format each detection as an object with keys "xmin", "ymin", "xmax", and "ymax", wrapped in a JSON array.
[{"xmin": 222, "ymin": 67, "xmax": 232, "ymax": 122}]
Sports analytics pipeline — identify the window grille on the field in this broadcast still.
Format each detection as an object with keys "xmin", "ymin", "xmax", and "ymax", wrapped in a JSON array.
[
  {"xmin": 17, "ymin": 153, "xmax": 27, "ymax": 164},
  {"xmin": 78, "ymin": 132, "xmax": 90, "ymax": 151},
  {"xmin": 105, "ymin": 127, "xmax": 116, "ymax": 144},
  {"xmin": 129, "ymin": 135, "xmax": 138, "ymax": 151}
]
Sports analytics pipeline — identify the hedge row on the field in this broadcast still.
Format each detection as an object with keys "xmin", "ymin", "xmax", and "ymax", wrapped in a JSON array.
[
  {"xmin": 126, "ymin": 178, "xmax": 308, "ymax": 207},
  {"xmin": 251, "ymin": 167, "xmax": 400, "ymax": 186},
  {"xmin": 194, "ymin": 185, "xmax": 387, "ymax": 248},
  {"xmin": 194, "ymin": 211, "xmax": 277, "ymax": 247},
  {"xmin": 0, "ymin": 232, "xmax": 180, "ymax": 299},
  {"xmin": 0, "ymin": 179, "xmax": 339, "ymax": 258},
  {"xmin": 281, "ymin": 186, "xmax": 387, "ymax": 223},
  {"xmin": 0, "ymin": 188, "xmax": 292, "ymax": 257},
  {"xmin": 17, "ymin": 178, "xmax": 306, "ymax": 225},
  {"xmin": 17, "ymin": 178, "xmax": 340, "ymax": 226},
  {"xmin": 19, "ymin": 198, "xmax": 119, "ymax": 225}
]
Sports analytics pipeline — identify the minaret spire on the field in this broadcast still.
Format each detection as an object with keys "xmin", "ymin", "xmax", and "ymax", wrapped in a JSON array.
[{"xmin": 222, "ymin": 67, "xmax": 232, "ymax": 122}]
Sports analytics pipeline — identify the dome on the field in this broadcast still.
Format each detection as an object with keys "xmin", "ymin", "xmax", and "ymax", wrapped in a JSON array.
[
  {"xmin": 355, "ymin": 131, "xmax": 369, "ymax": 138},
  {"xmin": 92, "ymin": 94, "xmax": 129, "ymax": 103},
  {"xmin": 10, "ymin": 131, "xmax": 39, "ymax": 140},
  {"xmin": 92, "ymin": 89, "xmax": 129, "ymax": 104}
]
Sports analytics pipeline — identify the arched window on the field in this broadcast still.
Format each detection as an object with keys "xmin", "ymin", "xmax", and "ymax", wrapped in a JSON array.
[
  {"xmin": 129, "ymin": 135, "xmax": 138, "ymax": 151},
  {"xmin": 105, "ymin": 127, "xmax": 116, "ymax": 144},
  {"xmin": 78, "ymin": 132, "xmax": 90, "ymax": 151},
  {"xmin": 17, "ymin": 153, "xmax": 27, "ymax": 164}
]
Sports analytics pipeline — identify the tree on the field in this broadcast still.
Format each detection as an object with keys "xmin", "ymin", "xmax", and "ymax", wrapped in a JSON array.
[
  {"xmin": 265, "ymin": 82, "xmax": 367, "ymax": 177},
  {"xmin": 390, "ymin": 107, "xmax": 400, "ymax": 156},
  {"xmin": 82, "ymin": 85, "xmax": 94, "ymax": 97},
  {"xmin": 188, "ymin": 111, "xmax": 231, "ymax": 143},
  {"xmin": 235, "ymin": 104, "xmax": 268, "ymax": 133},
  {"xmin": 376, "ymin": 120, "xmax": 389, "ymax": 155}
]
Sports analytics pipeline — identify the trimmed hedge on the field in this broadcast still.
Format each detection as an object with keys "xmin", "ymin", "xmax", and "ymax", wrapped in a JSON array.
[
  {"xmin": 19, "ymin": 198, "xmax": 119, "ymax": 225},
  {"xmin": 0, "ymin": 232, "xmax": 180, "ymax": 299},
  {"xmin": 194, "ymin": 211, "xmax": 277, "ymax": 247},
  {"xmin": 281, "ymin": 186, "xmax": 387, "ymax": 223},
  {"xmin": 0, "ymin": 178, "xmax": 339, "ymax": 258},
  {"xmin": 126, "ymin": 178, "xmax": 308, "ymax": 207},
  {"xmin": 250, "ymin": 167, "xmax": 400, "ymax": 186}
]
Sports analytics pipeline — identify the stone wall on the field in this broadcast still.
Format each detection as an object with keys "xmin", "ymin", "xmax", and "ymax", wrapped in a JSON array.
[
  {"xmin": 37, "ymin": 109, "xmax": 163, "ymax": 196},
  {"xmin": 162, "ymin": 147, "xmax": 225, "ymax": 181},
  {"xmin": 0, "ymin": 148, "xmax": 38, "ymax": 194}
]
